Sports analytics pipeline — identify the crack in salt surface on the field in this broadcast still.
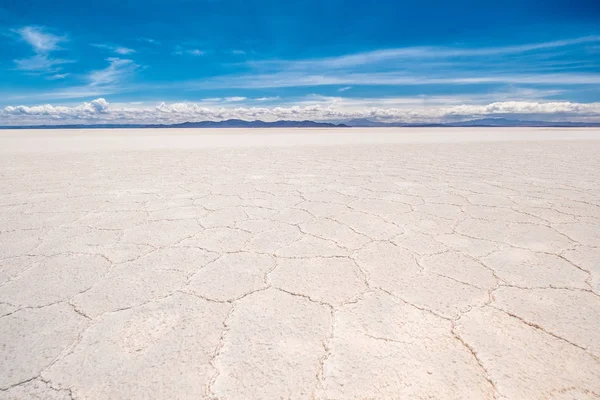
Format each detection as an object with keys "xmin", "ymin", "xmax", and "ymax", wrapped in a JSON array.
[
  {"xmin": 206, "ymin": 303, "xmax": 236, "ymax": 399},
  {"xmin": 490, "ymin": 305, "xmax": 600, "ymax": 362},
  {"xmin": 451, "ymin": 319, "xmax": 501, "ymax": 400}
]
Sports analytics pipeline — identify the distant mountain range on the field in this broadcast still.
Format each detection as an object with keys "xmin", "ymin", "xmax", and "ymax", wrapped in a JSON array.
[
  {"xmin": 1, "ymin": 117, "xmax": 599, "ymax": 129},
  {"xmin": 0, "ymin": 119, "xmax": 347, "ymax": 129},
  {"xmin": 345, "ymin": 119, "xmax": 444, "ymax": 127},
  {"xmin": 345, "ymin": 117, "xmax": 600, "ymax": 127}
]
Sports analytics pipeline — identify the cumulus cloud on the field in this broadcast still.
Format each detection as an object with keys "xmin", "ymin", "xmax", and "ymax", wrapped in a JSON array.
[
  {"xmin": 89, "ymin": 98, "xmax": 110, "ymax": 112},
  {"xmin": 3, "ymin": 98, "xmax": 109, "ymax": 120},
  {"xmin": 2, "ymin": 98, "xmax": 600, "ymax": 126}
]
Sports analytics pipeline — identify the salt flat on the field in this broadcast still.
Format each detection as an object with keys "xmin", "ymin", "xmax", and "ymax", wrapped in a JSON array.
[{"xmin": 1, "ymin": 128, "xmax": 599, "ymax": 399}]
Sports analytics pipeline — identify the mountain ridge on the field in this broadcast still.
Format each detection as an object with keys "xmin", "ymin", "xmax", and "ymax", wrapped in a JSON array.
[
  {"xmin": 345, "ymin": 117, "xmax": 600, "ymax": 128},
  {"xmin": 1, "ymin": 117, "xmax": 599, "ymax": 129},
  {"xmin": 0, "ymin": 119, "xmax": 347, "ymax": 129}
]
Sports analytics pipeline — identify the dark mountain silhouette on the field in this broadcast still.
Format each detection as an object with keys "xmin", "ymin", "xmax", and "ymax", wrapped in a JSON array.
[
  {"xmin": 344, "ymin": 117, "xmax": 600, "ymax": 127},
  {"xmin": 345, "ymin": 118, "xmax": 393, "ymax": 127},
  {"xmin": 170, "ymin": 119, "xmax": 347, "ymax": 128},
  {"xmin": 444, "ymin": 117, "xmax": 600, "ymax": 127},
  {"xmin": 345, "ymin": 118, "xmax": 445, "ymax": 127},
  {"xmin": 0, "ymin": 119, "xmax": 347, "ymax": 129},
  {"xmin": 1, "ymin": 117, "xmax": 599, "ymax": 129}
]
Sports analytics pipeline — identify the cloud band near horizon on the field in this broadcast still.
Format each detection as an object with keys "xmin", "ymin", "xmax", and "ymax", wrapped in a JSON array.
[{"xmin": 2, "ymin": 98, "xmax": 600, "ymax": 126}]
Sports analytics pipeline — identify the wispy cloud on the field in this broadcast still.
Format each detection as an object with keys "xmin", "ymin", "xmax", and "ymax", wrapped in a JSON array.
[
  {"xmin": 32, "ymin": 58, "xmax": 141, "ymax": 99},
  {"xmin": 13, "ymin": 26, "xmax": 65, "ymax": 53},
  {"xmin": 196, "ymin": 36, "xmax": 600, "ymax": 90},
  {"xmin": 173, "ymin": 46, "xmax": 205, "ymax": 56},
  {"xmin": 250, "ymin": 36, "xmax": 600, "ymax": 70},
  {"xmin": 138, "ymin": 38, "xmax": 160, "ymax": 45},
  {"xmin": 92, "ymin": 43, "xmax": 136, "ymax": 55},
  {"xmin": 12, "ymin": 26, "xmax": 73, "ymax": 73},
  {"xmin": 116, "ymin": 47, "xmax": 135, "ymax": 55},
  {"xmin": 180, "ymin": 35, "xmax": 600, "ymax": 91},
  {"xmin": 88, "ymin": 57, "xmax": 140, "ymax": 86},
  {"xmin": 13, "ymin": 55, "xmax": 73, "ymax": 72},
  {"xmin": 184, "ymin": 71, "xmax": 600, "ymax": 90},
  {"xmin": 47, "ymin": 73, "xmax": 69, "ymax": 80}
]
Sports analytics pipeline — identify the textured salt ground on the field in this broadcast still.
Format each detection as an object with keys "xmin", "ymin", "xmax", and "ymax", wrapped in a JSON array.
[{"xmin": 0, "ymin": 128, "xmax": 599, "ymax": 399}]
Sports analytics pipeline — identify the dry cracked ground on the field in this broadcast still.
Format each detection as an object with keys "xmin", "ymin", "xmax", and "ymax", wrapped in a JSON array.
[{"xmin": 1, "ymin": 128, "xmax": 599, "ymax": 399}]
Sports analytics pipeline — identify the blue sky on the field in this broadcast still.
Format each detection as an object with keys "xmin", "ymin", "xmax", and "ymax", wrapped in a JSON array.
[{"xmin": 1, "ymin": 0, "xmax": 599, "ymax": 124}]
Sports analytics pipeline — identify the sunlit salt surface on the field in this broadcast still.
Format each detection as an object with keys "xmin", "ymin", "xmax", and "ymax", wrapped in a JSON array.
[{"xmin": 1, "ymin": 128, "xmax": 599, "ymax": 399}]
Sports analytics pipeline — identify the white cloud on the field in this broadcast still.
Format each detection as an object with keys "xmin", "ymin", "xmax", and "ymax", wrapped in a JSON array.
[
  {"xmin": 249, "ymin": 36, "xmax": 600, "ymax": 70},
  {"xmin": 92, "ymin": 44, "xmax": 136, "ymax": 55},
  {"xmin": 200, "ymin": 36, "xmax": 600, "ymax": 90},
  {"xmin": 2, "ymin": 98, "xmax": 599, "ymax": 126},
  {"xmin": 139, "ymin": 38, "xmax": 160, "ymax": 45},
  {"xmin": 13, "ymin": 54, "xmax": 74, "ymax": 72},
  {"xmin": 14, "ymin": 26, "xmax": 65, "ymax": 53},
  {"xmin": 12, "ymin": 26, "xmax": 73, "ymax": 73},
  {"xmin": 115, "ymin": 47, "xmax": 135, "ymax": 55},
  {"xmin": 9, "ymin": 58, "xmax": 144, "ymax": 101},
  {"xmin": 117, "ymin": 48, "xmax": 135, "ymax": 55},
  {"xmin": 187, "ymin": 70, "xmax": 600, "ymax": 90},
  {"xmin": 88, "ymin": 58, "xmax": 139, "ymax": 86},
  {"xmin": 47, "ymin": 73, "xmax": 70, "ymax": 80},
  {"xmin": 173, "ymin": 46, "xmax": 205, "ymax": 56},
  {"xmin": 3, "ymin": 98, "xmax": 109, "ymax": 120}
]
